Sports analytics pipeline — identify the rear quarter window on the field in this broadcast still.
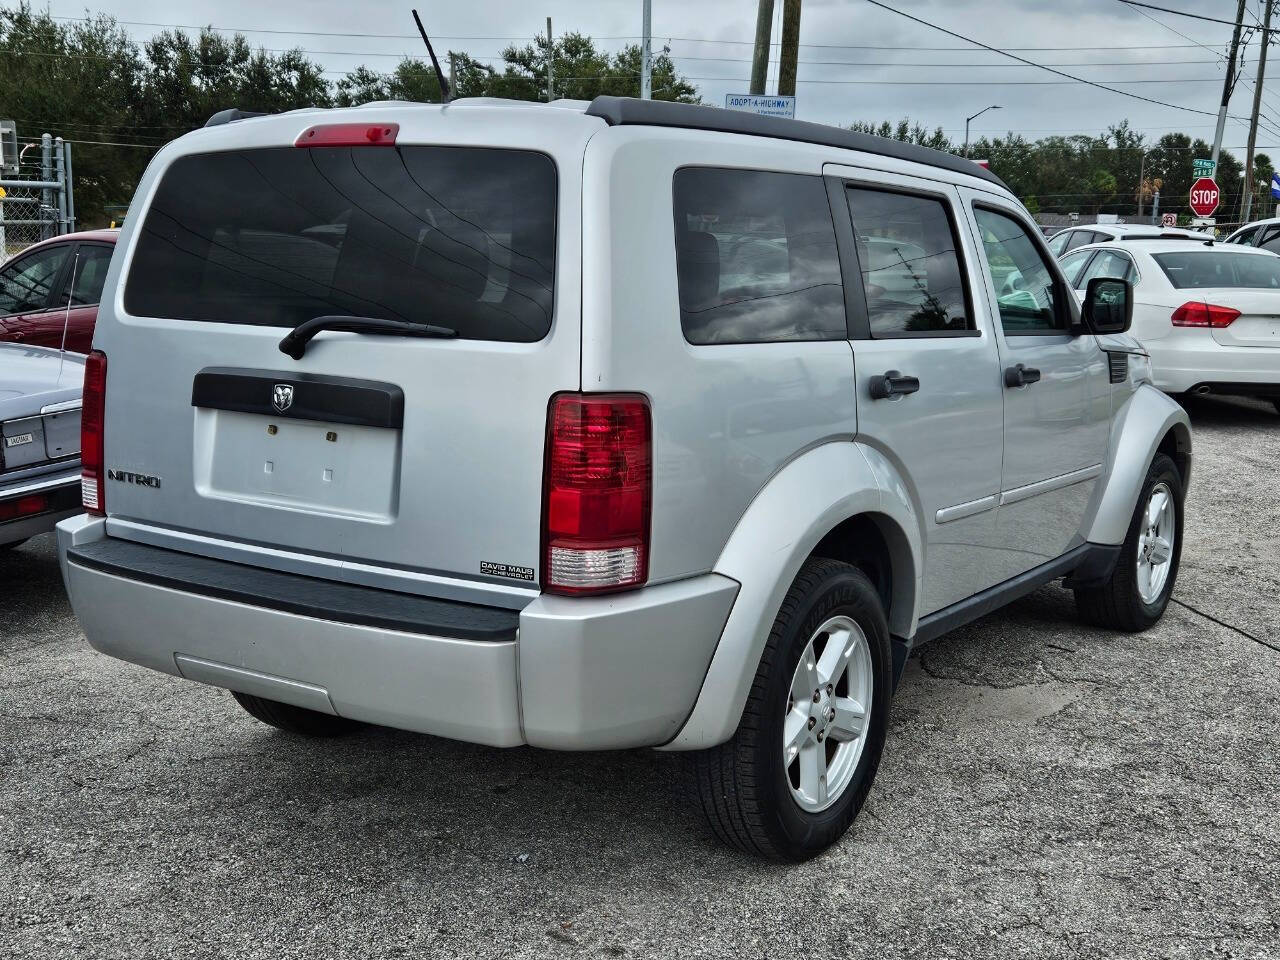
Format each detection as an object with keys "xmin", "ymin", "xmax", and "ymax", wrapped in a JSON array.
[
  {"xmin": 125, "ymin": 146, "xmax": 557, "ymax": 343},
  {"xmin": 672, "ymin": 167, "xmax": 846, "ymax": 345}
]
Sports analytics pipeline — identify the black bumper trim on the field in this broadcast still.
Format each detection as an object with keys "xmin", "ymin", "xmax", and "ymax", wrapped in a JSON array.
[{"xmin": 67, "ymin": 538, "xmax": 520, "ymax": 642}]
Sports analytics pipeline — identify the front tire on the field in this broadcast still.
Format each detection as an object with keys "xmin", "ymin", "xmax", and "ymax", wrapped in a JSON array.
[
  {"xmin": 1075, "ymin": 452, "xmax": 1183, "ymax": 631},
  {"xmin": 232, "ymin": 691, "xmax": 364, "ymax": 737},
  {"xmin": 689, "ymin": 558, "xmax": 893, "ymax": 861}
]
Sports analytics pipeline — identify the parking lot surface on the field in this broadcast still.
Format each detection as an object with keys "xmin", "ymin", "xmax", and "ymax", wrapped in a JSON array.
[{"xmin": 3, "ymin": 395, "xmax": 1278, "ymax": 959}]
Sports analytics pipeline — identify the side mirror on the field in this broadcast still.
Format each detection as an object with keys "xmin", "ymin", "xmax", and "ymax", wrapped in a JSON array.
[{"xmin": 1083, "ymin": 276, "xmax": 1132, "ymax": 334}]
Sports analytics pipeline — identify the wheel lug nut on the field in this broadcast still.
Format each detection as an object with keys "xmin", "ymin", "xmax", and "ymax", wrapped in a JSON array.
[
  {"xmin": 816, "ymin": 731, "xmax": 824, "ymax": 742},
  {"xmin": 812, "ymin": 691, "xmax": 821, "ymax": 703},
  {"xmin": 826, "ymin": 683, "xmax": 833, "ymax": 695},
  {"xmin": 807, "ymin": 716, "xmax": 816, "ymax": 729}
]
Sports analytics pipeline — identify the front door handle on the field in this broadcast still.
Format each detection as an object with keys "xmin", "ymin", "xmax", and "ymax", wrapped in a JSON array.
[
  {"xmin": 869, "ymin": 369, "xmax": 921, "ymax": 400},
  {"xmin": 1004, "ymin": 363, "xmax": 1042, "ymax": 388}
]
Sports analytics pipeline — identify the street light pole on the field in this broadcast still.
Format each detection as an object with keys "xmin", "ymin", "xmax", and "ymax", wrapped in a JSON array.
[{"xmin": 964, "ymin": 104, "xmax": 1001, "ymax": 159}]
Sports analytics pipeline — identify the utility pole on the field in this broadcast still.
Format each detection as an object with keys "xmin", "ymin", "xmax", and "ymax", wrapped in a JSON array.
[
  {"xmin": 1241, "ymin": 0, "xmax": 1273, "ymax": 224},
  {"xmin": 778, "ymin": 0, "xmax": 802, "ymax": 97},
  {"xmin": 749, "ymin": 0, "xmax": 775, "ymax": 95},
  {"xmin": 546, "ymin": 17, "xmax": 554, "ymax": 102},
  {"xmin": 1137, "ymin": 150, "xmax": 1147, "ymax": 221},
  {"xmin": 1212, "ymin": 0, "xmax": 1248, "ymax": 172},
  {"xmin": 641, "ymin": 0, "xmax": 653, "ymax": 99}
]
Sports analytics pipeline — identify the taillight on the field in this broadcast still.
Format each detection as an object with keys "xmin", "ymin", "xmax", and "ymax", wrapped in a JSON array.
[
  {"xmin": 294, "ymin": 123, "xmax": 399, "ymax": 147},
  {"xmin": 0, "ymin": 494, "xmax": 48, "ymax": 521},
  {"xmin": 81, "ymin": 350, "xmax": 107, "ymax": 514},
  {"xmin": 543, "ymin": 393, "xmax": 651, "ymax": 595},
  {"xmin": 1171, "ymin": 302, "xmax": 1240, "ymax": 328}
]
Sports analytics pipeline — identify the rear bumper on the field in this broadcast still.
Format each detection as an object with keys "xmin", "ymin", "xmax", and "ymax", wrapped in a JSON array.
[
  {"xmin": 1146, "ymin": 340, "xmax": 1280, "ymax": 394},
  {"xmin": 57, "ymin": 515, "xmax": 738, "ymax": 750},
  {"xmin": 1, "ymin": 466, "xmax": 82, "ymax": 545}
]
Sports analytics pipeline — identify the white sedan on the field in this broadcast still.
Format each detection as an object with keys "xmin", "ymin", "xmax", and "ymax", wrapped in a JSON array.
[{"xmin": 1057, "ymin": 239, "xmax": 1280, "ymax": 410}]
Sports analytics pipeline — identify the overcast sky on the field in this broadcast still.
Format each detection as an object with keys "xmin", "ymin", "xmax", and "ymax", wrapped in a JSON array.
[{"xmin": 45, "ymin": 0, "xmax": 1280, "ymax": 152}]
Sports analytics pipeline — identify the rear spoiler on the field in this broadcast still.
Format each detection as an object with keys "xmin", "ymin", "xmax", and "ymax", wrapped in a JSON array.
[{"xmin": 205, "ymin": 108, "xmax": 268, "ymax": 128}]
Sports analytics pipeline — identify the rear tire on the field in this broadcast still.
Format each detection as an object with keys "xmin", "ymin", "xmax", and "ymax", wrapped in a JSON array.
[
  {"xmin": 1075, "ymin": 452, "xmax": 1183, "ymax": 632},
  {"xmin": 689, "ymin": 558, "xmax": 893, "ymax": 861},
  {"xmin": 231, "ymin": 691, "xmax": 364, "ymax": 737}
]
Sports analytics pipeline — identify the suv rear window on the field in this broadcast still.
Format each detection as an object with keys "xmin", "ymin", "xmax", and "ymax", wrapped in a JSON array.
[
  {"xmin": 1153, "ymin": 251, "xmax": 1280, "ymax": 289},
  {"xmin": 125, "ymin": 146, "xmax": 557, "ymax": 342},
  {"xmin": 673, "ymin": 167, "xmax": 845, "ymax": 345}
]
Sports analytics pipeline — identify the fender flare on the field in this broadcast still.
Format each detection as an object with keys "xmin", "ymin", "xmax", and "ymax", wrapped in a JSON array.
[
  {"xmin": 1084, "ymin": 384, "xmax": 1192, "ymax": 546},
  {"xmin": 659, "ymin": 441, "xmax": 922, "ymax": 751}
]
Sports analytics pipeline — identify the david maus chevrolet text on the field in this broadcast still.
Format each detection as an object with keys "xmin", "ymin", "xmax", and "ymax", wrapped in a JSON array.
[{"xmin": 59, "ymin": 96, "xmax": 1190, "ymax": 860}]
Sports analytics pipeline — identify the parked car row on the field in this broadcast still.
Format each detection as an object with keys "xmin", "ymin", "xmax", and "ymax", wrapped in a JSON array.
[{"xmin": 8, "ymin": 97, "xmax": 1273, "ymax": 862}]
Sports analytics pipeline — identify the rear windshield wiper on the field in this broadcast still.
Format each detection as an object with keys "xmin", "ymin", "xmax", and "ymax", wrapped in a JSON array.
[{"xmin": 279, "ymin": 315, "xmax": 457, "ymax": 359}]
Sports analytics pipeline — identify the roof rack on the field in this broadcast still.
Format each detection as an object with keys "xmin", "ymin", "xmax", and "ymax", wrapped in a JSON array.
[
  {"xmin": 584, "ymin": 96, "xmax": 1008, "ymax": 191},
  {"xmin": 205, "ymin": 108, "xmax": 268, "ymax": 128}
]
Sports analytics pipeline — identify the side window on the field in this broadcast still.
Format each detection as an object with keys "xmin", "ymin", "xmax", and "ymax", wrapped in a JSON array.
[
  {"xmin": 1057, "ymin": 250, "xmax": 1094, "ymax": 288},
  {"xmin": 1063, "ymin": 230, "xmax": 1094, "ymax": 253},
  {"xmin": 672, "ymin": 167, "xmax": 845, "ymax": 345},
  {"xmin": 0, "ymin": 245, "xmax": 69, "ymax": 316},
  {"xmin": 1046, "ymin": 231, "xmax": 1071, "ymax": 257},
  {"xmin": 974, "ymin": 207, "xmax": 1068, "ymax": 335},
  {"xmin": 845, "ymin": 187, "xmax": 972, "ymax": 336},
  {"xmin": 1078, "ymin": 249, "xmax": 1135, "ymax": 287},
  {"xmin": 1259, "ymin": 226, "xmax": 1280, "ymax": 253},
  {"xmin": 55, "ymin": 245, "xmax": 114, "ymax": 307},
  {"xmin": 1229, "ymin": 227, "xmax": 1256, "ymax": 246}
]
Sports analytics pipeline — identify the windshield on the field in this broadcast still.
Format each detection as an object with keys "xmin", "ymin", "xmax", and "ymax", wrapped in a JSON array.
[
  {"xmin": 1152, "ymin": 251, "xmax": 1280, "ymax": 289},
  {"xmin": 125, "ymin": 145, "xmax": 557, "ymax": 342}
]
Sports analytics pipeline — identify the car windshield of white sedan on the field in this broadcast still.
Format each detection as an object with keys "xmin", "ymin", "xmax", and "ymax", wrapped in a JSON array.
[{"xmin": 1154, "ymin": 252, "xmax": 1280, "ymax": 289}]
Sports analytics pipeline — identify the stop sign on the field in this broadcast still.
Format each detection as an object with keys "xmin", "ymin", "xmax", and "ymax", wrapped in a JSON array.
[{"xmin": 1190, "ymin": 177, "xmax": 1220, "ymax": 217}]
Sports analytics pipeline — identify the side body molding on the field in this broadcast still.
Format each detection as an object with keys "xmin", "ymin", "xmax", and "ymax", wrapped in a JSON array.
[
  {"xmin": 660, "ymin": 441, "xmax": 922, "ymax": 751},
  {"xmin": 1084, "ymin": 384, "xmax": 1192, "ymax": 546}
]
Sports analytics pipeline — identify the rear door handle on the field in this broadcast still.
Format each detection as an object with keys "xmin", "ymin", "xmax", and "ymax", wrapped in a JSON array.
[
  {"xmin": 1004, "ymin": 364, "xmax": 1042, "ymax": 388},
  {"xmin": 869, "ymin": 370, "xmax": 921, "ymax": 400}
]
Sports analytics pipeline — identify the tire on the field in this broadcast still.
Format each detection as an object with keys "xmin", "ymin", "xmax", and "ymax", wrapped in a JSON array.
[
  {"xmin": 1, "ymin": 539, "xmax": 28, "ymax": 551},
  {"xmin": 1271, "ymin": 398, "xmax": 1280, "ymax": 415},
  {"xmin": 689, "ymin": 558, "xmax": 893, "ymax": 861},
  {"xmin": 1075, "ymin": 452, "xmax": 1183, "ymax": 632},
  {"xmin": 231, "ymin": 691, "xmax": 364, "ymax": 737}
]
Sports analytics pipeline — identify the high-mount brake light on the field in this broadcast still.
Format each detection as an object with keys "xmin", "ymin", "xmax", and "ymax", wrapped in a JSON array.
[
  {"xmin": 81, "ymin": 350, "xmax": 107, "ymax": 514},
  {"xmin": 1171, "ymin": 302, "xmax": 1241, "ymax": 328},
  {"xmin": 542, "ymin": 393, "xmax": 652, "ymax": 596},
  {"xmin": 294, "ymin": 123, "xmax": 400, "ymax": 147}
]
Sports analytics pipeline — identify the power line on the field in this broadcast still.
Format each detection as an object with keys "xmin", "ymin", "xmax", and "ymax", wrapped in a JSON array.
[
  {"xmin": 861, "ymin": 0, "xmax": 1244, "ymax": 119},
  {"xmin": 1117, "ymin": 1, "xmax": 1278, "ymax": 32}
]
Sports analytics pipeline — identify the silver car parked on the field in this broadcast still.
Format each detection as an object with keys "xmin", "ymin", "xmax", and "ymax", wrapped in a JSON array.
[
  {"xmin": 1, "ymin": 343, "xmax": 82, "ymax": 548},
  {"xmin": 58, "ymin": 97, "xmax": 1191, "ymax": 860}
]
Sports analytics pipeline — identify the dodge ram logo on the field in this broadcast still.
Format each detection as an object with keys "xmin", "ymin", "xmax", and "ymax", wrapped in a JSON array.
[{"xmin": 272, "ymin": 383, "xmax": 294, "ymax": 412}]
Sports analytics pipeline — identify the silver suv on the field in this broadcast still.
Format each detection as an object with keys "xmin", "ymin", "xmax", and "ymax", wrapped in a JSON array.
[{"xmin": 57, "ymin": 97, "xmax": 1191, "ymax": 860}]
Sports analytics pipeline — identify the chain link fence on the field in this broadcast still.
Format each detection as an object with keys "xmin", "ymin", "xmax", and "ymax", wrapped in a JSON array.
[{"xmin": 1, "ymin": 133, "xmax": 76, "ymax": 262}]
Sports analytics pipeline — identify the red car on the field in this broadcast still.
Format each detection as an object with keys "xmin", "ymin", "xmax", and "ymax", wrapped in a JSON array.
[{"xmin": 0, "ymin": 229, "xmax": 118, "ymax": 354}]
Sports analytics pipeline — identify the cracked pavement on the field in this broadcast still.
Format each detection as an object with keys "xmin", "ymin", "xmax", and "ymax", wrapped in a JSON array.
[{"xmin": 2, "ymin": 394, "xmax": 1278, "ymax": 959}]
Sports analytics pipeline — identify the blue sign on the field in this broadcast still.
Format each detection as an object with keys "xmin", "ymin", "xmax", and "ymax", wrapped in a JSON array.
[
  {"xmin": 1270, "ymin": 171, "xmax": 1280, "ymax": 200},
  {"xmin": 724, "ymin": 94, "xmax": 796, "ymax": 119}
]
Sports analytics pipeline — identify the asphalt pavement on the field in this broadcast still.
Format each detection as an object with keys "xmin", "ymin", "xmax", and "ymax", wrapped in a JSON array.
[{"xmin": 2, "ymin": 394, "xmax": 1278, "ymax": 959}]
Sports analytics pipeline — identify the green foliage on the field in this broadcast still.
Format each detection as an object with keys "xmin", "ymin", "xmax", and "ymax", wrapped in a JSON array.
[{"xmin": 856, "ymin": 115, "xmax": 1255, "ymax": 223}]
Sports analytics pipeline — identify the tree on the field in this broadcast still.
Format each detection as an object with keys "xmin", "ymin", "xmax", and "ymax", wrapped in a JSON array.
[{"xmin": 849, "ymin": 118, "xmax": 953, "ymax": 152}]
